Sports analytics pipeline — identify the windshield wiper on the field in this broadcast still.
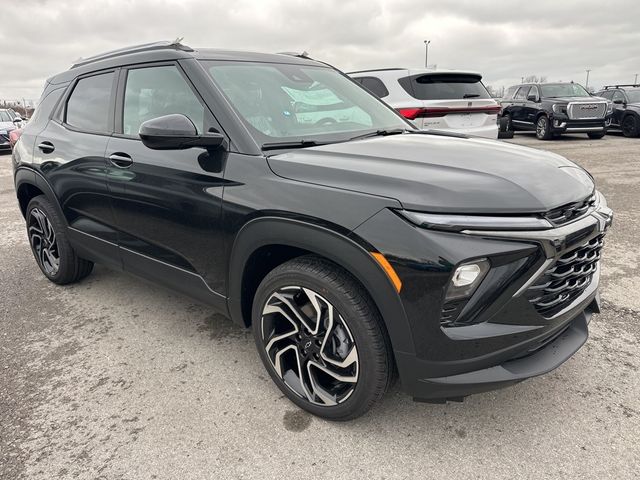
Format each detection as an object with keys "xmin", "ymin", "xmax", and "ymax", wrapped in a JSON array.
[
  {"xmin": 462, "ymin": 93, "xmax": 480, "ymax": 98},
  {"xmin": 261, "ymin": 139, "xmax": 327, "ymax": 151},
  {"xmin": 348, "ymin": 128, "xmax": 409, "ymax": 142}
]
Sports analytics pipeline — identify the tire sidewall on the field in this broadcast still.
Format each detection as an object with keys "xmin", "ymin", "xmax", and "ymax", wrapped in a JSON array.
[
  {"xmin": 536, "ymin": 115, "xmax": 551, "ymax": 140},
  {"xmin": 252, "ymin": 266, "xmax": 386, "ymax": 420},
  {"xmin": 26, "ymin": 196, "xmax": 73, "ymax": 282}
]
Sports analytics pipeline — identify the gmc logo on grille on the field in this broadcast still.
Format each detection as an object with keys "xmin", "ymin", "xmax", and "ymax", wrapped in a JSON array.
[{"xmin": 579, "ymin": 104, "xmax": 598, "ymax": 110}]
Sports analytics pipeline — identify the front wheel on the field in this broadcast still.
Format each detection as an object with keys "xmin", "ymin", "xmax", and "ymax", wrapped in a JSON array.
[
  {"xmin": 252, "ymin": 255, "xmax": 393, "ymax": 421},
  {"xmin": 622, "ymin": 115, "xmax": 640, "ymax": 137},
  {"xmin": 536, "ymin": 115, "xmax": 553, "ymax": 140}
]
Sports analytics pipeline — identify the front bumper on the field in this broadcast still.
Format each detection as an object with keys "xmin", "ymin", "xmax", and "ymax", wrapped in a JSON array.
[
  {"xmin": 354, "ymin": 193, "xmax": 613, "ymax": 401},
  {"xmin": 549, "ymin": 115, "xmax": 607, "ymax": 134}
]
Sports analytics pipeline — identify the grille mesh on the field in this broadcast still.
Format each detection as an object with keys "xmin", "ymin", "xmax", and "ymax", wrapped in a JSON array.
[
  {"xmin": 526, "ymin": 234, "xmax": 605, "ymax": 318},
  {"xmin": 567, "ymin": 102, "xmax": 606, "ymax": 120}
]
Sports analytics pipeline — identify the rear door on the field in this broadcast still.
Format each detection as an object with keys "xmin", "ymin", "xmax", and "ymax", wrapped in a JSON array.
[
  {"xmin": 522, "ymin": 85, "xmax": 540, "ymax": 123},
  {"xmin": 32, "ymin": 70, "xmax": 121, "ymax": 267},
  {"xmin": 510, "ymin": 86, "xmax": 530, "ymax": 125},
  {"xmin": 396, "ymin": 72, "xmax": 500, "ymax": 132},
  {"xmin": 105, "ymin": 62, "xmax": 228, "ymax": 307}
]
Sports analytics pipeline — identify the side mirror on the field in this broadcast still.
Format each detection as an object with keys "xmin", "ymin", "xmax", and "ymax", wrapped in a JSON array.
[
  {"xmin": 527, "ymin": 94, "xmax": 539, "ymax": 102},
  {"xmin": 613, "ymin": 99, "xmax": 625, "ymax": 105},
  {"xmin": 139, "ymin": 114, "xmax": 225, "ymax": 151},
  {"xmin": 13, "ymin": 116, "xmax": 22, "ymax": 125}
]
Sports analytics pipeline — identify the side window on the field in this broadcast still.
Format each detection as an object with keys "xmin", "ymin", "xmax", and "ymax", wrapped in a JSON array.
[
  {"xmin": 359, "ymin": 77, "xmax": 389, "ymax": 98},
  {"xmin": 504, "ymin": 86, "xmax": 518, "ymax": 99},
  {"xmin": 529, "ymin": 86, "xmax": 540, "ymax": 100},
  {"xmin": 599, "ymin": 91, "xmax": 613, "ymax": 100},
  {"xmin": 123, "ymin": 65, "xmax": 205, "ymax": 136},
  {"xmin": 514, "ymin": 86, "xmax": 530, "ymax": 100},
  {"xmin": 66, "ymin": 72, "xmax": 114, "ymax": 133},
  {"xmin": 612, "ymin": 91, "xmax": 626, "ymax": 103}
]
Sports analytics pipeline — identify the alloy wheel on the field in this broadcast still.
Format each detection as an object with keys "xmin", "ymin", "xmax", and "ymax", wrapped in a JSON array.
[
  {"xmin": 28, "ymin": 207, "xmax": 60, "ymax": 276},
  {"xmin": 536, "ymin": 117, "xmax": 548, "ymax": 138},
  {"xmin": 260, "ymin": 286, "xmax": 359, "ymax": 406},
  {"xmin": 622, "ymin": 116, "xmax": 636, "ymax": 137}
]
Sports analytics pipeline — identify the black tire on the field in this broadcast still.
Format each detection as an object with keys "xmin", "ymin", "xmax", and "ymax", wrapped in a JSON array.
[
  {"xmin": 587, "ymin": 132, "xmax": 606, "ymax": 139},
  {"xmin": 497, "ymin": 114, "xmax": 514, "ymax": 139},
  {"xmin": 26, "ymin": 195, "xmax": 94, "ymax": 285},
  {"xmin": 535, "ymin": 115, "xmax": 553, "ymax": 140},
  {"xmin": 252, "ymin": 255, "xmax": 393, "ymax": 421},
  {"xmin": 622, "ymin": 115, "xmax": 640, "ymax": 137}
]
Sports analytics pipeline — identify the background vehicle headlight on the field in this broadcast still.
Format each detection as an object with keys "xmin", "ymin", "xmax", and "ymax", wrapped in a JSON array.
[
  {"xmin": 445, "ymin": 259, "xmax": 490, "ymax": 301},
  {"xmin": 552, "ymin": 104, "xmax": 565, "ymax": 114},
  {"xmin": 607, "ymin": 102, "xmax": 614, "ymax": 114}
]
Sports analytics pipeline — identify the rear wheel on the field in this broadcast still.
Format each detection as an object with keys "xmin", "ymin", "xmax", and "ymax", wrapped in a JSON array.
[
  {"xmin": 26, "ymin": 196, "xmax": 93, "ymax": 284},
  {"xmin": 252, "ymin": 255, "xmax": 393, "ymax": 421},
  {"xmin": 587, "ymin": 132, "xmax": 606, "ymax": 139},
  {"xmin": 536, "ymin": 115, "xmax": 553, "ymax": 140},
  {"xmin": 622, "ymin": 115, "xmax": 640, "ymax": 137},
  {"xmin": 498, "ymin": 114, "xmax": 514, "ymax": 139}
]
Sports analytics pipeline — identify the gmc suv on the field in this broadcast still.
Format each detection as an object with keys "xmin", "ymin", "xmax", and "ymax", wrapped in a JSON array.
[
  {"xmin": 595, "ymin": 85, "xmax": 640, "ymax": 137},
  {"xmin": 500, "ymin": 82, "xmax": 611, "ymax": 140},
  {"xmin": 12, "ymin": 42, "xmax": 613, "ymax": 420}
]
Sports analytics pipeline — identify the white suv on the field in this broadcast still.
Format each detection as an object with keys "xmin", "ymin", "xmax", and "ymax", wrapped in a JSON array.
[{"xmin": 349, "ymin": 68, "xmax": 500, "ymax": 139}]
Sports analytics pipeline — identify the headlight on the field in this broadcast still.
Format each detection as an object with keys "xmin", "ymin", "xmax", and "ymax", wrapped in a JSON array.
[
  {"xmin": 606, "ymin": 102, "xmax": 613, "ymax": 114},
  {"xmin": 396, "ymin": 210, "xmax": 552, "ymax": 232},
  {"xmin": 552, "ymin": 104, "xmax": 565, "ymax": 114},
  {"xmin": 445, "ymin": 259, "xmax": 490, "ymax": 301}
]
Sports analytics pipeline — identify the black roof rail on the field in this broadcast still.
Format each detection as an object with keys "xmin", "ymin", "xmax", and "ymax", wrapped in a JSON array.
[
  {"xmin": 603, "ymin": 84, "xmax": 640, "ymax": 89},
  {"xmin": 277, "ymin": 51, "xmax": 310, "ymax": 58},
  {"xmin": 71, "ymin": 39, "xmax": 193, "ymax": 69},
  {"xmin": 346, "ymin": 67, "xmax": 406, "ymax": 75}
]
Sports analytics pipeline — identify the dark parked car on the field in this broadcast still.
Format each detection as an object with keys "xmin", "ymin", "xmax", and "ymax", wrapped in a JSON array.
[
  {"xmin": 595, "ymin": 85, "xmax": 640, "ymax": 137},
  {"xmin": 500, "ymin": 83, "xmax": 611, "ymax": 140},
  {"xmin": 12, "ymin": 42, "xmax": 613, "ymax": 420}
]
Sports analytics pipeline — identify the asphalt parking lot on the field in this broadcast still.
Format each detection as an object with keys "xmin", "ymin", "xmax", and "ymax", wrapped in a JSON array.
[{"xmin": 1, "ymin": 132, "xmax": 638, "ymax": 480}]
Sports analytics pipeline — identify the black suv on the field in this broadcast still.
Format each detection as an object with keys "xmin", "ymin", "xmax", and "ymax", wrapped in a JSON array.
[
  {"xmin": 12, "ymin": 42, "xmax": 613, "ymax": 420},
  {"xmin": 595, "ymin": 85, "xmax": 640, "ymax": 137},
  {"xmin": 500, "ymin": 82, "xmax": 611, "ymax": 140}
]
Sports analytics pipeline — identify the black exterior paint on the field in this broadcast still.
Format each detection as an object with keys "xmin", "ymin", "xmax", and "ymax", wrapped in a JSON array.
[{"xmin": 12, "ymin": 45, "xmax": 613, "ymax": 401}]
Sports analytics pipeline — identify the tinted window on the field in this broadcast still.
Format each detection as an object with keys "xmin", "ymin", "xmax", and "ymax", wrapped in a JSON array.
[
  {"xmin": 0, "ymin": 110, "xmax": 12, "ymax": 122},
  {"xmin": 529, "ymin": 86, "xmax": 540, "ymax": 100},
  {"xmin": 123, "ymin": 65, "xmax": 204, "ymax": 136},
  {"xmin": 626, "ymin": 90, "xmax": 640, "ymax": 103},
  {"xmin": 358, "ymin": 76, "xmax": 389, "ymax": 98},
  {"xmin": 66, "ymin": 72, "xmax": 114, "ymax": 132},
  {"xmin": 28, "ymin": 87, "xmax": 65, "ymax": 128},
  {"xmin": 398, "ymin": 74, "xmax": 490, "ymax": 100},
  {"xmin": 598, "ymin": 90, "xmax": 613, "ymax": 100},
  {"xmin": 514, "ymin": 86, "xmax": 530, "ymax": 100}
]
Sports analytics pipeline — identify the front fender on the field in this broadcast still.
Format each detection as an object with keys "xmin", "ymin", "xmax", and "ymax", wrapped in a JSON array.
[{"xmin": 227, "ymin": 216, "xmax": 415, "ymax": 356}]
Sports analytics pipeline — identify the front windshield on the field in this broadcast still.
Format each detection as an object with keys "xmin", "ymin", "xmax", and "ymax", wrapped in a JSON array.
[
  {"xmin": 540, "ymin": 84, "xmax": 590, "ymax": 98},
  {"xmin": 626, "ymin": 90, "xmax": 640, "ymax": 103},
  {"xmin": 0, "ymin": 111, "xmax": 13, "ymax": 122},
  {"xmin": 202, "ymin": 61, "xmax": 409, "ymax": 146}
]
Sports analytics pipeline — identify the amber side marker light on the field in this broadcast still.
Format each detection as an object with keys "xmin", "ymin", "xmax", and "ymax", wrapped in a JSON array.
[{"xmin": 371, "ymin": 252, "xmax": 402, "ymax": 293}]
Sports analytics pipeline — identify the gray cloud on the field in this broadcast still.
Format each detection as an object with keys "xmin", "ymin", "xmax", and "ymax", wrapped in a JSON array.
[{"xmin": 1, "ymin": 0, "xmax": 639, "ymax": 100}]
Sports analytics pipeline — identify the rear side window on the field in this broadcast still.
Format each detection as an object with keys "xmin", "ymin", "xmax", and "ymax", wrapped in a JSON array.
[
  {"xmin": 28, "ymin": 87, "xmax": 66, "ymax": 129},
  {"xmin": 504, "ymin": 86, "xmax": 519, "ymax": 99},
  {"xmin": 357, "ymin": 76, "xmax": 389, "ymax": 98},
  {"xmin": 398, "ymin": 74, "xmax": 490, "ymax": 100},
  {"xmin": 123, "ymin": 65, "xmax": 205, "ymax": 136},
  {"xmin": 66, "ymin": 72, "xmax": 114, "ymax": 133}
]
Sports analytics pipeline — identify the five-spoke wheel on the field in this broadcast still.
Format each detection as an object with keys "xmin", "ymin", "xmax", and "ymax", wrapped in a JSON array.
[{"xmin": 28, "ymin": 207, "xmax": 60, "ymax": 276}]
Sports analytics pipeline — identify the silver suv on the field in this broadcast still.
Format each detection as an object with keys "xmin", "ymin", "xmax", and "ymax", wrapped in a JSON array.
[{"xmin": 349, "ymin": 68, "xmax": 500, "ymax": 139}]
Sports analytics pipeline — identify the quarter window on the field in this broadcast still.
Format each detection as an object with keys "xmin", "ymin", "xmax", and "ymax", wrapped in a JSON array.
[
  {"xmin": 66, "ymin": 72, "xmax": 114, "ymax": 133},
  {"xmin": 514, "ymin": 86, "xmax": 530, "ymax": 100},
  {"xmin": 357, "ymin": 76, "xmax": 389, "ymax": 98},
  {"xmin": 123, "ymin": 65, "xmax": 205, "ymax": 136}
]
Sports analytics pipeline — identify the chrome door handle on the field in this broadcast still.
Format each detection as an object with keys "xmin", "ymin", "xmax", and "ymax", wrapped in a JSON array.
[
  {"xmin": 38, "ymin": 141, "xmax": 55, "ymax": 154},
  {"xmin": 108, "ymin": 153, "xmax": 133, "ymax": 168}
]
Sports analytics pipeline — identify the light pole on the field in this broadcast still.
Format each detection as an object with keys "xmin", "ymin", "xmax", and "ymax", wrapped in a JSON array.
[
  {"xmin": 424, "ymin": 40, "xmax": 431, "ymax": 68},
  {"xmin": 585, "ymin": 69, "xmax": 591, "ymax": 89},
  {"xmin": 635, "ymin": 73, "xmax": 638, "ymax": 85}
]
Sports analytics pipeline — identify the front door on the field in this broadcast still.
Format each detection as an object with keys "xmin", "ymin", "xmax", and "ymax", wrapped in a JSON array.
[{"xmin": 105, "ymin": 63, "xmax": 229, "ymax": 309}]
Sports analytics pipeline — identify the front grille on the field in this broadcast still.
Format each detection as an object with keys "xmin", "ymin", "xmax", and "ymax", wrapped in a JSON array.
[
  {"xmin": 567, "ymin": 102, "xmax": 606, "ymax": 120},
  {"xmin": 544, "ymin": 194, "xmax": 596, "ymax": 226},
  {"xmin": 525, "ymin": 234, "xmax": 605, "ymax": 318},
  {"xmin": 0, "ymin": 133, "xmax": 9, "ymax": 143}
]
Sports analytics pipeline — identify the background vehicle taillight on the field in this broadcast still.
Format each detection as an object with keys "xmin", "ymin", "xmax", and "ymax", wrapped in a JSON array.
[
  {"xmin": 397, "ymin": 105, "xmax": 502, "ymax": 120},
  {"xmin": 9, "ymin": 129, "xmax": 22, "ymax": 148}
]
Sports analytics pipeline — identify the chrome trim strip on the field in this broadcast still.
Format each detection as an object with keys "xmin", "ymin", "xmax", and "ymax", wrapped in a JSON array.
[
  {"xmin": 565, "ymin": 127, "xmax": 605, "ymax": 132},
  {"xmin": 512, "ymin": 258, "xmax": 555, "ymax": 297}
]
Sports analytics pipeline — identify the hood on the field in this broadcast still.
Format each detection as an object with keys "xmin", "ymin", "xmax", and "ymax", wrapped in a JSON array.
[
  {"xmin": 0, "ymin": 122, "xmax": 15, "ymax": 132},
  {"xmin": 267, "ymin": 134, "xmax": 595, "ymax": 214},
  {"xmin": 545, "ymin": 96, "xmax": 606, "ymax": 103}
]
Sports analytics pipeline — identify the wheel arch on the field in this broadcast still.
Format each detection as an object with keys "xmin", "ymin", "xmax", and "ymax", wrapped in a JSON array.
[
  {"xmin": 227, "ymin": 216, "xmax": 415, "ymax": 355},
  {"xmin": 14, "ymin": 168, "xmax": 66, "ymax": 223}
]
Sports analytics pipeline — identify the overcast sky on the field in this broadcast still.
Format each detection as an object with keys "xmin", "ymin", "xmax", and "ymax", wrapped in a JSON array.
[{"xmin": 1, "ymin": 0, "xmax": 639, "ymax": 101}]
